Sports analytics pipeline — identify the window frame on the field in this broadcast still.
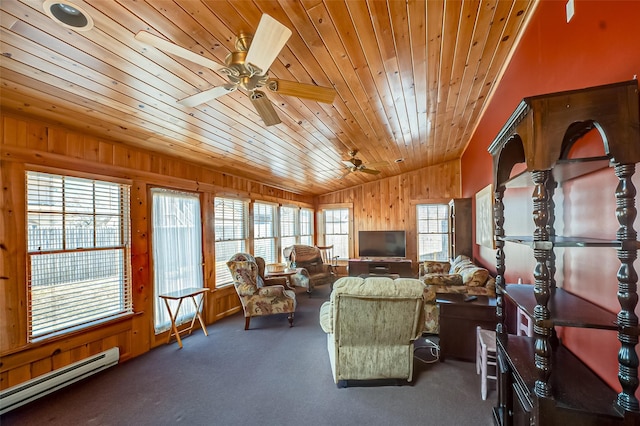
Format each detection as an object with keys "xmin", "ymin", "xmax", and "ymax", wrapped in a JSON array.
[
  {"xmin": 214, "ymin": 196, "xmax": 249, "ymax": 288},
  {"xmin": 416, "ymin": 203, "xmax": 450, "ymax": 262},
  {"xmin": 150, "ymin": 187, "xmax": 204, "ymax": 333},
  {"xmin": 252, "ymin": 201, "xmax": 278, "ymax": 263},
  {"xmin": 318, "ymin": 205, "xmax": 352, "ymax": 260},
  {"xmin": 26, "ymin": 169, "xmax": 133, "ymax": 342}
]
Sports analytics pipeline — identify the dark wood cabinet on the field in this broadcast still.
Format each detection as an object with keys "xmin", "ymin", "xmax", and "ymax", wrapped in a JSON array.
[
  {"xmin": 449, "ymin": 198, "xmax": 472, "ymax": 259},
  {"xmin": 438, "ymin": 293, "xmax": 496, "ymax": 361},
  {"xmin": 348, "ymin": 259, "xmax": 413, "ymax": 277},
  {"xmin": 488, "ymin": 80, "xmax": 640, "ymax": 425}
]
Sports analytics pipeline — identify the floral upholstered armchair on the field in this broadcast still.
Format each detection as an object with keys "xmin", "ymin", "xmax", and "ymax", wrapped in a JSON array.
[
  {"xmin": 227, "ymin": 253, "xmax": 296, "ymax": 330},
  {"xmin": 283, "ymin": 245, "xmax": 335, "ymax": 293}
]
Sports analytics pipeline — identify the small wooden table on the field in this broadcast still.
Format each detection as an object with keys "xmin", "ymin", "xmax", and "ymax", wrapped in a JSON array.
[
  {"xmin": 159, "ymin": 287, "xmax": 209, "ymax": 348},
  {"xmin": 265, "ymin": 268, "xmax": 301, "ymax": 289}
]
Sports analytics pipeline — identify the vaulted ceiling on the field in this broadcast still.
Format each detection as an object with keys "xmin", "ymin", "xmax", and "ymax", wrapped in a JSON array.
[{"xmin": 1, "ymin": 0, "xmax": 537, "ymax": 196}]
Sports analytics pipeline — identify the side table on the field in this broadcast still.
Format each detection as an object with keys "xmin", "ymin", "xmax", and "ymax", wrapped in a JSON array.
[
  {"xmin": 265, "ymin": 268, "xmax": 300, "ymax": 290},
  {"xmin": 437, "ymin": 293, "xmax": 496, "ymax": 361},
  {"xmin": 159, "ymin": 287, "xmax": 209, "ymax": 348}
]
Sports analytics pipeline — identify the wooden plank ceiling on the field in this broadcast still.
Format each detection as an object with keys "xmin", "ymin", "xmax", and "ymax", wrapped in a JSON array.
[{"xmin": 1, "ymin": 0, "xmax": 537, "ymax": 196}]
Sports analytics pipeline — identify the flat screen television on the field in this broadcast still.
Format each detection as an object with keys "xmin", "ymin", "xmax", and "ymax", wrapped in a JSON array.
[{"xmin": 358, "ymin": 230, "xmax": 406, "ymax": 258}]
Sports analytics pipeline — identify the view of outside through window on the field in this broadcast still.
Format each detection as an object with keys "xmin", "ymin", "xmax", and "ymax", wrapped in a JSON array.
[
  {"xmin": 417, "ymin": 204, "xmax": 449, "ymax": 261},
  {"xmin": 26, "ymin": 171, "xmax": 132, "ymax": 340}
]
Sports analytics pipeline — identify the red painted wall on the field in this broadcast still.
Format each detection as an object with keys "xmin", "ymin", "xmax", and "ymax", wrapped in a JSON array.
[{"xmin": 461, "ymin": 0, "xmax": 640, "ymax": 398}]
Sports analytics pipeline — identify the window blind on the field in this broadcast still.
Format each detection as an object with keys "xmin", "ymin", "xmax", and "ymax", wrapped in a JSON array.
[
  {"xmin": 215, "ymin": 197, "xmax": 247, "ymax": 286},
  {"xmin": 254, "ymin": 202, "xmax": 276, "ymax": 263},
  {"xmin": 26, "ymin": 171, "xmax": 132, "ymax": 340}
]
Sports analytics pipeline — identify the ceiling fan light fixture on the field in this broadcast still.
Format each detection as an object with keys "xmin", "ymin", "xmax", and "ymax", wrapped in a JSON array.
[{"xmin": 43, "ymin": 0, "xmax": 94, "ymax": 31}]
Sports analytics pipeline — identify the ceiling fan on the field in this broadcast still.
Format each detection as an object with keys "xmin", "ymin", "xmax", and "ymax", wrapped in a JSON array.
[
  {"xmin": 135, "ymin": 14, "xmax": 336, "ymax": 126},
  {"xmin": 340, "ymin": 150, "xmax": 388, "ymax": 179}
]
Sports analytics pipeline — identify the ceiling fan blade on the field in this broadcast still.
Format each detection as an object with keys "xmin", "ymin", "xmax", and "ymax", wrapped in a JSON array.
[
  {"xmin": 366, "ymin": 161, "xmax": 389, "ymax": 168},
  {"xmin": 267, "ymin": 79, "xmax": 336, "ymax": 104},
  {"xmin": 360, "ymin": 168, "xmax": 381, "ymax": 175},
  {"xmin": 342, "ymin": 160, "xmax": 355, "ymax": 167},
  {"xmin": 178, "ymin": 84, "xmax": 237, "ymax": 107},
  {"xmin": 250, "ymin": 90, "xmax": 281, "ymax": 126},
  {"xmin": 245, "ymin": 14, "xmax": 292, "ymax": 75},
  {"xmin": 339, "ymin": 169, "xmax": 352, "ymax": 180},
  {"xmin": 135, "ymin": 30, "xmax": 226, "ymax": 71}
]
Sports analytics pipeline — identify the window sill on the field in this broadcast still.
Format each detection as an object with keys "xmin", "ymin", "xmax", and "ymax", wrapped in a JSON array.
[{"xmin": 1, "ymin": 312, "xmax": 139, "ymax": 357}]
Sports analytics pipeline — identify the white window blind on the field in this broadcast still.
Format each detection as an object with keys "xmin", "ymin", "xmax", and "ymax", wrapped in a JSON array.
[
  {"xmin": 323, "ymin": 208, "xmax": 349, "ymax": 259},
  {"xmin": 300, "ymin": 208, "xmax": 314, "ymax": 246},
  {"xmin": 26, "ymin": 171, "xmax": 132, "ymax": 340},
  {"xmin": 253, "ymin": 202, "xmax": 276, "ymax": 263},
  {"xmin": 215, "ymin": 197, "xmax": 247, "ymax": 286},
  {"xmin": 280, "ymin": 206, "xmax": 297, "ymax": 253},
  {"xmin": 417, "ymin": 204, "xmax": 450, "ymax": 261},
  {"xmin": 151, "ymin": 189, "xmax": 203, "ymax": 333}
]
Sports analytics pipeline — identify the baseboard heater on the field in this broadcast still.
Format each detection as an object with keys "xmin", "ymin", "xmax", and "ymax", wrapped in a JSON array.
[{"xmin": 0, "ymin": 347, "xmax": 119, "ymax": 414}]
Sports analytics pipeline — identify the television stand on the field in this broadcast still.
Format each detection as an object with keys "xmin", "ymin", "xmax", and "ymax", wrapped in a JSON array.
[{"xmin": 348, "ymin": 259, "xmax": 413, "ymax": 278}]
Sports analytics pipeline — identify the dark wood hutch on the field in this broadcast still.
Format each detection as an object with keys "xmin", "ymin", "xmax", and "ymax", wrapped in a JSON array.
[{"xmin": 488, "ymin": 80, "xmax": 640, "ymax": 425}]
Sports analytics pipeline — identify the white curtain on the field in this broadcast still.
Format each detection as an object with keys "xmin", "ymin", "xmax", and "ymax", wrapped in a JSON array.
[{"xmin": 152, "ymin": 189, "xmax": 203, "ymax": 333}]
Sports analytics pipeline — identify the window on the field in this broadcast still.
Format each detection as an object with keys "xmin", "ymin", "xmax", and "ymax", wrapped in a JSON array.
[
  {"xmin": 253, "ymin": 202, "xmax": 276, "ymax": 263},
  {"xmin": 323, "ymin": 208, "xmax": 349, "ymax": 260},
  {"xmin": 280, "ymin": 206, "xmax": 297, "ymax": 252},
  {"xmin": 300, "ymin": 208, "xmax": 314, "ymax": 246},
  {"xmin": 214, "ymin": 197, "xmax": 247, "ymax": 286},
  {"xmin": 151, "ymin": 189, "xmax": 203, "ymax": 333},
  {"xmin": 417, "ymin": 204, "xmax": 449, "ymax": 261},
  {"xmin": 26, "ymin": 171, "xmax": 132, "ymax": 340}
]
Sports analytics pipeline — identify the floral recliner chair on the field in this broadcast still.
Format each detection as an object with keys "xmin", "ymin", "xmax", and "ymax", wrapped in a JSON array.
[
  {"xmin": 227, "ymin": 253, "xmax": 297, "ymax": 330},
  {"xmin": 283, "ymin": 245, "xmax": 335, "ymax": 293}
]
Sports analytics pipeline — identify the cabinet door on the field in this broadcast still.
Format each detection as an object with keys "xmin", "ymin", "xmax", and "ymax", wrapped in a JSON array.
[{"xmin": 449, "ymin": 198, "xmax": 472, "ymax": 259}]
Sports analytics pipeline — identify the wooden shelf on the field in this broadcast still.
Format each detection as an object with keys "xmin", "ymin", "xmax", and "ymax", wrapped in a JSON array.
[
  {"xmin": 503, "ymin": 157, "xmax": 611, "ymax": 188},
  {"xmin": 503, "ymin": 284, "xmax": 617, "ymax": 330},
  {"xmin": 498, "ymin": 335, "xmax": 623, "ymax": 421},
  {"xmin": 499, "ymin": 235, "xmax": 632, "ymax": 249}
]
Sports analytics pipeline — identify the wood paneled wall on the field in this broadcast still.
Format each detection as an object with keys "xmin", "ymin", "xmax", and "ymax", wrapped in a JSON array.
[
  {"xmin": 317, "ymin": 160, "xmax": 462, "ymax": 266},
  {"xmin": 0, "ymin": 112, "xmax": 461, "ymax": 391},
  {"xmin": 0, "ymin": 113, "xmax": 313, "ymax": 391}
]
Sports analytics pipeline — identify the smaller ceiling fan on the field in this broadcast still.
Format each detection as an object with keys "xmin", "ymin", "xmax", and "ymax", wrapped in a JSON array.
[
  {"xmin": 340, "ymin": 150, "xmax": 388, "ymax": 179},
  {"xmin": 135, "ymin": 14, "xmax": 336, "ymax": 126}
]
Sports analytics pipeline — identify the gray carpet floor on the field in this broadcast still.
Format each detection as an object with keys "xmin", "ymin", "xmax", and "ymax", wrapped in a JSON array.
[{"xmin": 1, "ymin": 285, "xmax": 496, "ymax": 425}]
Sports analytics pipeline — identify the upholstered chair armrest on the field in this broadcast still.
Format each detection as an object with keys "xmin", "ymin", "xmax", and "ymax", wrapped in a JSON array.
[
  {"xmin": 319, "ymin": 301, "xmax": 333, "ymax": 334},
  {"xmin": 257, "ymin": 285, "xmax": 286, "ymax": 297}
]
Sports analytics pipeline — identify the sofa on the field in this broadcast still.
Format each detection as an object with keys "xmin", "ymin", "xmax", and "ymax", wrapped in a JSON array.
[
  {"xmin": 419, "ymin": 255, "xmax": 496, "ymax": 297},
  {"xmin": 319, "ymin": 276, "xmax": 435, "ymax": 386},
  {"xmin": 283, "ymin": 244, "xmax": 335, "ymax": 293}
]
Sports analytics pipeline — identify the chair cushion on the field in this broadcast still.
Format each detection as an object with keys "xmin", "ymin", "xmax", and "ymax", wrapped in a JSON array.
[
  {"xmin": 421, "ymin": 260, "xmax": 451, "ymax": 274},
  {"xmin": 332, "ymin": 276, "xmax": 424, "ymax": 298}
]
